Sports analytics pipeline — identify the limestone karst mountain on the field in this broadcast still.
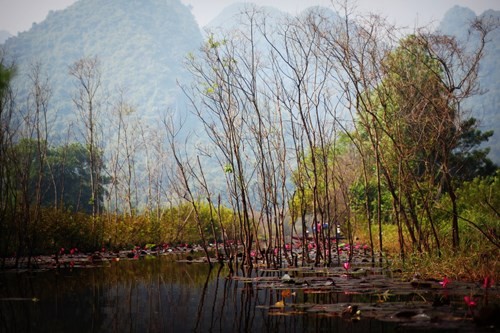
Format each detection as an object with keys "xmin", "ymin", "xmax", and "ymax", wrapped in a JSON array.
[
  {"xmin": 438, "ymin": 6, "xmax": 500, "ymax": 163},
  {"xmin": 2, "ymin": 0, "xmax": 203, "ymax": 133}
]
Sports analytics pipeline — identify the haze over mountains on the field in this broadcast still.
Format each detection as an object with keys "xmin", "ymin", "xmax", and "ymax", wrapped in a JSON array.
[
  {"xmin": 2, "ymin": 0, "xmax": 202, "ymax": 134},
  {"xmin": 1, "ymin": 0, "xmax": 499, "ymax": 162},
  {"xmin": 0, "ymin": 30, "xmax": 12, "ymax": 44},
  {"xmin": 438, "ymin": 6, "xmax": 500, "ymax": 162}
]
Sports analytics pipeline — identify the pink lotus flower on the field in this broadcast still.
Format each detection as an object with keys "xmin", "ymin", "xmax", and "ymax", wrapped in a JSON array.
[
  {"xmin": 343, "ymin": 262, "xmax": 350, "ymax": 272},
  {"xmin": 464, "ymin": 296, "xmax": 477, "ymax": 308},
  {"xmin": 439, "ymin": 276, "xmax": 451, "ymax": 288}
]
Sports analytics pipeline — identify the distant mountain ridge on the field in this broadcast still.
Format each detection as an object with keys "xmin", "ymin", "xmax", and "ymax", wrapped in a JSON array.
[
  {"xmin": 0, "ymin": 30, "xmax": 12, "ymax": 44},
  {"xmin": 2, "ymin": 0, "xmax": 202, "ymax": 134},
  {"xmin": 205, "ymin": 2, "xmax": 289, "ymax": 30},
  {"xmin": 438, "ymin": 6, "xmax": 500, "ymax": 163}
]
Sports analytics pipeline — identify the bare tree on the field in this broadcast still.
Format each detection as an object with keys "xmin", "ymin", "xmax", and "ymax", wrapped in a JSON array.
[
  {"xmin": 163, "ymin": 116, "xmax": 213, "ymax": 267},
  {"xmin": 69, "ymin": 56, "xmax": 105, "ymax": 247},
  {"xmin": 0, "ymin": 57, "xmax": 17, "ymax": 264},
  {"xmin": 26, "ymin": 62, "xmax": 52, "ymax": 265}
]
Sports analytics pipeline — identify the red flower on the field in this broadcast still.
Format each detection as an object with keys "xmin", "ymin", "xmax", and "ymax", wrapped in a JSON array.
[
  {"xmin": 464, "ymin": 296, "xmax": 477, "ymax": 307},
  {"xmin": 439, "ymin": 276, "xmax": 451, "ymax": 288},
  {"xmin": 343, "ymin": 262, "xmax": 350, "ymax": 271}
]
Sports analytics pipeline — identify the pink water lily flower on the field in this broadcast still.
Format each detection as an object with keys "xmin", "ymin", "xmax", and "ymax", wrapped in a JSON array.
[
  {"xmin": 439, "ymin": 276, "xmax": 451, "ymax": 288},
  {"xmin": 464, "ymin": 295, "xmax": 477, "ymax": 308},
  {"xmin": 343, "ymin": 262, "xmax": 350, "ymax": 272}
]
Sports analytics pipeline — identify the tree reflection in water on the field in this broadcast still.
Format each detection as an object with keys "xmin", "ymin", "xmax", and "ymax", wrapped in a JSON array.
[{"xmin": 0, "ymin": 257, "xmax": 396, "ymax": 332}]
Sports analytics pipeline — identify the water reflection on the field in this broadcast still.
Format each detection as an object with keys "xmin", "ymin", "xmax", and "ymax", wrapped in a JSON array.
[{"xmin": 0, "ymin": 257, "xmax": 396, "ymax": 332}]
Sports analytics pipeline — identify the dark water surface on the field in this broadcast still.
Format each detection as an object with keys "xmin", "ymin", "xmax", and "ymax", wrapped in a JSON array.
[{"xmin": 0, "ymin": 257, "xmax": 400, "ymax": 333}]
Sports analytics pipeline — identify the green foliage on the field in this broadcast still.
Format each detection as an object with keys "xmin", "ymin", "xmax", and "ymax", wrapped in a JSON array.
[
  {"xmin": 347, "ymin": 30, "xmax": 498, "ymax": 255},
  {"xmin": 0, "ymin": 62, "xmax": 15, "ymax": 94},
  {"xmin": 159, "ymin": 202, "xmax": 235, "ymax": 245},
  {"xmin": 441, "ymin": 171, "xmax": 500, "ymax": 249},
  {"xmin": 390, "ymin": 247, "xmax": 499, "ymax": 283},
  {"xmin": 39, "ymin": 209, "xmax": 94, "ymax": 253},
  {"xmin": 291, "ymin": 141, "xmax": 350, "ymax": 215},
  {"xmin": 0, "ymin": 207, "xmax": 95, "ymax": 256},
  {"xmin": 223, "ymin": 163, "xmax": 233, "ymax": 173},
  {"xmin": 99, "ymin": 201, "xmax": 236, "ymax": 250},
  {"xmin": 9, "ymin": 139, "xmax": 107, "ymax": 214},
  {"xmin": 450, "ymin": 118, "xmax": 497, "ymax": 182},
  {"xmin": 0, "ymin": 200, "xmax": 236, "ymax": 256},
  {"xmin": 207, "ymin": 34, "xmax": 225, "ymax": 49}
]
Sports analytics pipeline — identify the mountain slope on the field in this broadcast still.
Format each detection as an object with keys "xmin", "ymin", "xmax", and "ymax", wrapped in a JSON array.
[
  {"xmin": 2, "ymin": 0, "xmax": 202, "ymax": 131},
  {"xmin": 438, "ymin": 6, "xmax": 500, "ymax": 163},
  {"xmin": 0, "ymin": 30, "xmax": 12, "ymax": 44}
]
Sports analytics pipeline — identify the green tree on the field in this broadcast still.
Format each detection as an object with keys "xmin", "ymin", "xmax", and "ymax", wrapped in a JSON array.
[
  {"xmin": 359, "ymin": 31, "xmax": 497, "ymax": 253},
  {"xmin": 9, "ymin": 140, "xmax": 107, "ymax": 215},
  {"xmin": 449, "ymin": 117, "xmax": 497, "ymax": 182},
  {"xmin": 44, "ymin": 142, "xmax": 107, "ymax": 214},
  {"xmin": 438, "ymin": 170, "xmax": 500, "ymax": 250}
]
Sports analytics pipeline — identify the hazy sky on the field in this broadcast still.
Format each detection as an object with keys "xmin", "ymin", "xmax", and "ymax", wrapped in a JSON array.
[{"xmin": 0, "ymin": 0, "xmax": 499, "ymax": 35}]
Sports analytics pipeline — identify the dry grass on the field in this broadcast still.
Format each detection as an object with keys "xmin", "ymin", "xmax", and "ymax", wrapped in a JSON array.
[
  {"xmin": 388, "ymin": 248, "xmax": 499, "ymax": 283},
  {"xmin": 354, "ymin": 223, "xmax": 499, "ymax": 283}
]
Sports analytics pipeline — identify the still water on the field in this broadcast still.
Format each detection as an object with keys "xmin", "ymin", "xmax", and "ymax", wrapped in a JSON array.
[{"xmin": 0, "ymin": 257, "xmax": 397, "ymax": 333}]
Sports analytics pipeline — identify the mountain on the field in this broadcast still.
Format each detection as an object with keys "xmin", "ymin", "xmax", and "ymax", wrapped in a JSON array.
[
  {"xmin": 438, "ymin": 6, "xmax": 500, "ymax": 164},
  {"xmin": 0, "ymin": 30, "xmax": 12, "ymax": 44},
  {"xmin": 205, "ymin": 2, "xmax": 289, "ymax": 31},
  {"xmin": 1, "ymin": 0, "xmax": 202, "ymax": 134}
]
